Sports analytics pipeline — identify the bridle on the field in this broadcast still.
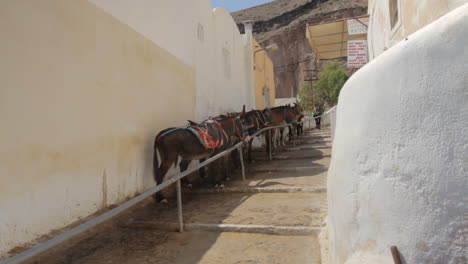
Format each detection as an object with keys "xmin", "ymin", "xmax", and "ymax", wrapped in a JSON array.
[{"xmin": 232, "ymin": 116, "xmax": 249, "ymax": 141}]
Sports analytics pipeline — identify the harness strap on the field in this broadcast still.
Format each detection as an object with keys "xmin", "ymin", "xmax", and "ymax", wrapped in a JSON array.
[{"xmin": 156, "ymin": 127, "xmax": 183, "ymax": 141}]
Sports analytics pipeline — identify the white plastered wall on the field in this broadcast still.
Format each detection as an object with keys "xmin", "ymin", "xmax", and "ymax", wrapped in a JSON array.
[
  {"xmin": 327, "ymin": 4, "xmax": 468, "ymax": 264},
  {"xmin": 367, "ymin": 0, "xmax": 468, "ymax": 59},
  {"xmin": 90, "ymin": 0, "xmax": 256, "ymax": 120},
  {"xmin": 0, "ymin": 0, "xmax": 196, "ymax": 257}
]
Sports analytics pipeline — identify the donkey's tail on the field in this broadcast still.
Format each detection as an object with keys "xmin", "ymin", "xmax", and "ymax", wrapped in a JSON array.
[{"xmin": 153, "ymin": 139, "xmax": 161, "ymax": 184}]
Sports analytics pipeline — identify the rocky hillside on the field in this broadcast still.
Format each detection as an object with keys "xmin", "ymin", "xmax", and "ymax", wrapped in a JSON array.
[{"xmin": 232, "ymin": 0, "xmax": 367, "ymax": 98}]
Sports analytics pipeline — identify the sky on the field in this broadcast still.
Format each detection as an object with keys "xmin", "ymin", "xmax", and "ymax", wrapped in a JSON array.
[{"xmin": 211, "ymin": 0, "xmax": 273, "ymax": 12}]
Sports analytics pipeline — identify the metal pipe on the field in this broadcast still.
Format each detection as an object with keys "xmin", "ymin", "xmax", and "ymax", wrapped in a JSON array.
[
  {"xmin": 176, "ymin": 180, "xmax": 183, "ymax": 233},
  {"xmin": 2, "ymin": 123, "xmax": 294, "ymax": 264},
  {"xmin": 238, "ymin": 145, "xmax": 245, "ymax": 181}
]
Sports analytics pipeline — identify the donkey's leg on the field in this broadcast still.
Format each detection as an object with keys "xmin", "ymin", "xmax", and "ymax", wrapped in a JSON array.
[
  {"xmin": 231, "ymin": 149, "xmax": 240, "ymax": 169},
  {"xmin": 247, "ymin": 138, "xmax": 254, "ymax": 163},
  {"xmin": 260, "ymin": 134, "xmax": 266, "ymax": 147},
  {"xmin": 280, "ymin": 128, "xmax": 286, "ymax": 147},
  {"xmin": 222, "ymin": 156, "xmax": 230, "ymax": 182},
  {"xmin": 210, "ymin": 160, "xmax": 221, "ymax": 188},
  {"xmin": 198, "ymin": 158, "xmax": 207, "ymax": 178},
  {"xmin": 272, "ymin": 129, "xmax": 278, "ymax": 148},
  {"xmin": 288, "ymin": 126, "xmax": 293, "ymax": 141},
  {"xmin": 265, "ymin": 132, "xmax": 270, "ymax": 154},
  {"xmin": 155, "ymin": 156, "xmax": 176, "ymax": 203},
  {"xmin": 179, "ymin": 159, "xmax": 192, "ymax": 188}
]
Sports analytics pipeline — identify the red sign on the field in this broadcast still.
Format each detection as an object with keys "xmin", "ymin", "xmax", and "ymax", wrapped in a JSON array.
[{"xmin": 347, "ymin": 40, "xmax": 368, "ymax": 68}]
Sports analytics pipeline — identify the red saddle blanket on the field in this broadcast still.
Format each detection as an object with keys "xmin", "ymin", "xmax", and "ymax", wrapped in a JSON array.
[{"xmin": 188, "ymin": 121, "xmax": 224, "ymax": 149}]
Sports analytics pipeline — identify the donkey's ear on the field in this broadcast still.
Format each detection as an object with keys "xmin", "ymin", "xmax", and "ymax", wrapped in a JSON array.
[{"xmin": 188, "ymin": 120, "xmax": 198, "ymax": 126}]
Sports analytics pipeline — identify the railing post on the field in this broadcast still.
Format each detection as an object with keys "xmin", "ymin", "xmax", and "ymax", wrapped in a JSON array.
[
  {"xmin": 238, "ymin": 144, "xmax": 246, "ymax": 181},
  {"xmin": 268, "ymin": 129, "xmax": 272, "ymax": 161},
  {"xmin": 176, "ymin": 180, "xmax": 183, "ymax": 233}
]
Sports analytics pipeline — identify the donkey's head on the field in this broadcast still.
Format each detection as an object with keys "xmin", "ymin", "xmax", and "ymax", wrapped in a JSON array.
[
  {"xmin": 237, "ymin": 105, "xmax": 258, "ymax": 139},
  {"xmin": 262, "ymin": 108, "xmax": 273, "ymax": 125},
  {"xmin": 254, "ymin": 110, "xmax": 268, "ymax": 128},
  {"xmin": 242, "ymin": 110, "xmax": 262, "ymax": 136},
  {"xmin": 293, "ymin": 102, "xmax": 305, "ymax": 121}
]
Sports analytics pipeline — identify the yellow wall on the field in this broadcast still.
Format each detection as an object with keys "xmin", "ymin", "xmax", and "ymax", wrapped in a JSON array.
[
  {"xmin": 0, "ymin": 0, "xmax": 195, "ymax": 255},
  {"xmin": 253, "ymin": 39, "xmax": 276, "ymax": 109}
]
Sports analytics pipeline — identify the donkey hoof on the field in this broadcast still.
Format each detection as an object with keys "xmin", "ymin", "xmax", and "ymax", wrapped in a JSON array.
[
  {"xmin": 160, "ymin": 198, "xmax": 168, "ymax": 204},
  {"xmin": 217, "ymin": 184, "xmax": 225, "ymax": 189},
  {"xmin": 213, "ymin": 184, "xmax": 219, "ymax": 189}
]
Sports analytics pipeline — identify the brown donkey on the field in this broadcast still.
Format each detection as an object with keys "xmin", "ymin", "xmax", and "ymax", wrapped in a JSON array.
[
  {"xmin": 268, "ymin": 105, "xmax": 302, "ymax": 148},
  {"xmin": 153, "ymin": 108, "xmax": 250, "ymax": 202}
]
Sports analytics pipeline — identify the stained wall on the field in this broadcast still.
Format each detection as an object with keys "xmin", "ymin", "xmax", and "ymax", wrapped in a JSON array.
[{"xmin": 0, "ymin": 0, "xmax": 195, "ymax": 256}]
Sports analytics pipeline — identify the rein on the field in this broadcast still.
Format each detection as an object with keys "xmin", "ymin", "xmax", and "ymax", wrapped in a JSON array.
[{"xmin": 236, "ymin": 116, "xmax": 249, "ymax": 140}]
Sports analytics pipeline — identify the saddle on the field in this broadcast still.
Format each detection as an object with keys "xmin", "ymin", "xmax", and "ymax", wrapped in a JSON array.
[{"xmin": 187, "ymin": 119, "xmax": 224, "ymax": 149}]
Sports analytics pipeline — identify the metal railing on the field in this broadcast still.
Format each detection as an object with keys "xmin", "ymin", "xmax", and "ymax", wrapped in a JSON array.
[
  {"xmin": 1, "ymin": 123, "xmax": 296, "ymax": 264},
  {"xmin": 300, "ymin": 106, "xmax": 337, "ymax": 130}
]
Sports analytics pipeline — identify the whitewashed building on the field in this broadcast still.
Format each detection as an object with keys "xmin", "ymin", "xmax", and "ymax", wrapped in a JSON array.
[{"xmin": 325, "ymin": 1, "xmax": 468, "ymax": 263}]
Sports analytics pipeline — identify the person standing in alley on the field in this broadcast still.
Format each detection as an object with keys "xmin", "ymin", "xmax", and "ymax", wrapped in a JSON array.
[{"xmin": 314, "ymin": 106, "xmax": 323, "ymax": 129}]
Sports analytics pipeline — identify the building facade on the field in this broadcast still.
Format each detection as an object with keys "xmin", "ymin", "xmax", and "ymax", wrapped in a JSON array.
[
  {"xmin": 368, "ymin": 0, "xmax": 467, "ymax": 59},
  {"xmin": 90, "ymin": 0, "xmax": 256, "ymax": 120},
  {"xmin": 0, "ymin": 0, "xmax": 256, "ymax": 257},
  {"xmin": 253, "ymin": 39, "xmax": 276, "ymax": 109},
  {"xmin": 325, "ymin": 2, "xmax": 468, "ymax": 263}
]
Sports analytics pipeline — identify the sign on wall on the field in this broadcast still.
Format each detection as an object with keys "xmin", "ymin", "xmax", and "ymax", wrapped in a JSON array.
[
  {"xmin": 347, "ymin": 17, "xmax": 369, "ymax": 35},
  {"xmin": 347, "ymin": 40, "xmax": 368, "ymax": 68}
]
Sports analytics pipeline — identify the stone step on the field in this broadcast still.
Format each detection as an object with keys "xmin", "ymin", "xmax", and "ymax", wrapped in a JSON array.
[
  {"xmin": 184, "ymin": 186, "xmax": 326, "ymax": 194},
  {"xmin": 123, "ymin": 222, "xmax": 320, "ymax": 236},
  {"xmin": 283, "ymin": 144, "xmax": 332, "ymax": 151},
  {"xmin": 251, "ymin": 144, "xmax": 332, "ymax": 153},
  {"xmin": 252, "ymin": 147, "xmax": 331, "ymax": 158},
  {"xmin": 248, "ymin": 165, "xmax": 328, "ymax": 173},
  {"xmin": 253, "ymin": 154, "xmax": 331, "ymax": 161},
  {"xmin": 292, "ymin": 139, "xmax": 332, "ymax": 145},
  {"xmin": 249, "ymin": 157, "xmax": 330, "ymax": 173},
  {"xmin": 126, "ymin": 192, "xmax": 327, "ymax": 228},
  {"xmin": 227, "ymin": 169, "xmax": 328, "ymax": 190}
]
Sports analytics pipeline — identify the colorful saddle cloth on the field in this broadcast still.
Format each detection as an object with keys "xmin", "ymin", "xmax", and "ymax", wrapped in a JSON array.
[{"xmin": 188, "ymin": 120, "xmax": 224, "ymax": 149}]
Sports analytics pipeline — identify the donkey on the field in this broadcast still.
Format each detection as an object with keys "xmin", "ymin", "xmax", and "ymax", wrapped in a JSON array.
[
  {"xmin": 225, "ymin": 109, "xmax": 264, "ymax": 165},
  {"xmin": 289, "ymin": 102, "xmax": 305, "ymax": 138},
  {"xmin": 268, "ymin": 105, "xmax": 299, "ymax": 148},
  {"xmin": 269, "ymin": 104, "xmax": 303, "ymax": 148},
  {"xmin": 153, "ymin": 107, "xmax": 250, "ymax": 202},
  {"xmin": 245, "ymin": 109, "xmax": 271, "ymax": 163}
]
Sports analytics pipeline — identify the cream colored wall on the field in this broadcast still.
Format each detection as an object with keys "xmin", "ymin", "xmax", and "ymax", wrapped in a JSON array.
[
  {"xmin": 327, "ymin": 4, "xmax": 467, "ymax": 263},
  {"xmin": 368, "ymin": 0, "xmax": 468, "ymax": 59},
  {"xmin": 0, "ymin": 0, "xmax": 195, "ymax": 256},
  {"xmin": 90, "ymin": 0, "xmax": 255, "ymax": 120},
  {"xmin": 253, "ymin": 39, "xmax": 276, "ymax": 109}
]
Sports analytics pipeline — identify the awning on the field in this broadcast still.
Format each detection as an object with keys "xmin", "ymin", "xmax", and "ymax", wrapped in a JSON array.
[{"xmin": 306, "ymin": 15, "xmax": 369, "ymax": 62}]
